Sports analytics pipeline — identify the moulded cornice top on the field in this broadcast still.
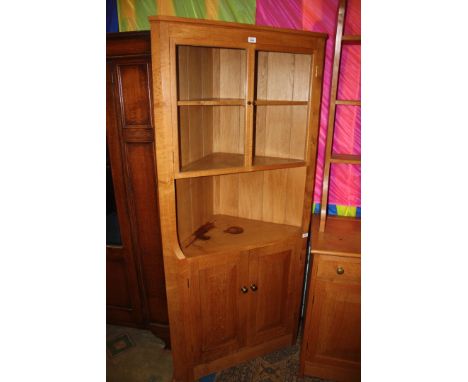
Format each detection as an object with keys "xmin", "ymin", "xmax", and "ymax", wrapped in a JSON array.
[{"xmin": 148, "ymin": 15, "xmax": 328, "ymax": 39}]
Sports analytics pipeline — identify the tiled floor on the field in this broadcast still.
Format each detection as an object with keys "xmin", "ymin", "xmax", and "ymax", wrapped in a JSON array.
[{"xmin": 106, "ymin": 325, "xmax": 331, "ymax": 382}]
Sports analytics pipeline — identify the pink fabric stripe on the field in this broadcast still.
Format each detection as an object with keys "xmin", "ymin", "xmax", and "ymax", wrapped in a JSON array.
[
  {"xmin": 255, "ymin": 0, "xmax": 303, "ymax": 29},
  {"xmin": 255, "ymin": 0, "xmax": 361, "ymax": 207}
]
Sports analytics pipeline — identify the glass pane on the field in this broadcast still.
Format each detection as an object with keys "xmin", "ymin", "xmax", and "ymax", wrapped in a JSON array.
[
  {"xmin": 107, "ymin": 144, "xmax": 122, "ymax": 245},
  {"xmin": 255, "ymin": 51, "xmax": 312, "ymax": 101}
]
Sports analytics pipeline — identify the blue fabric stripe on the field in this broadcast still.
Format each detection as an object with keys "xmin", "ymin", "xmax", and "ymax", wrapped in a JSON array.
[{"xmin": 107, "ymin": 0, "xmax": 119, "ymax": 32}]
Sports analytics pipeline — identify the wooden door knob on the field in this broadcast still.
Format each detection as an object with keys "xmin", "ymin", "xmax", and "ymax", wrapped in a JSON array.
[
  {"xmin": 250, "ymin": 284, "xmax": 258, "ymax": 291},
  {"xmin": 241, "ymin": 286, "xmax": 249, "ymax": 293},
  {"xmin": 336, "ymin": 266, "xmax": 345, "ymax": 275}
]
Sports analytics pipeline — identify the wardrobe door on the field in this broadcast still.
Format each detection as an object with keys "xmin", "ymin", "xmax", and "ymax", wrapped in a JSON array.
[
  {"xmin": 106, "ymin": 62, "xmax": 143, "ymax": 325},
  {"xmin": 113, "ymin": 57, "xmax": 169, "ymax": 344}
]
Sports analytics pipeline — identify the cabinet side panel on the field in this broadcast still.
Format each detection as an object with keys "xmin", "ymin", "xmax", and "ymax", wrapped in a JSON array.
[
  {"xmin": 176, "ymin": 177, "xmax": 214, "ymax": 244},
  {"xmin": 175, "ymin": 178, "xmax": 194, "ymax": 242}
]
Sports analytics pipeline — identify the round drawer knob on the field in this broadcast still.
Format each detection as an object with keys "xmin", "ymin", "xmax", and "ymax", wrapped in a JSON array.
[
  {"xmin": 250, "ymin": 284, "xmax": 258, "ymax": 292},
  {"xmin": 336, "ymin": 266, "xmax": 345, "ymax": 275},
  {"xmin": 241, "ymin": 286, "xmax": 249, "ymax": 294}
]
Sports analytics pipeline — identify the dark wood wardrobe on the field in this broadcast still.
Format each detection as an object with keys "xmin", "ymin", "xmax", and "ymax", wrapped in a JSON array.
[{"xmin": 106, "ymin": 31, "xmax": 169, "ymax": 346}]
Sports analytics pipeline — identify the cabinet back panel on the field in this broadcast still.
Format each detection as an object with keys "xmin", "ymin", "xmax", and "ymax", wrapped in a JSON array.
[
  {"xmin": 177, "ymin": 46, "xmax": 246, "ymax": 100},
  {"xmin": 213, "ymin": 106, "xmax": 245, "ymax": 154},
  {"xmin": 213, "ymin": 167, "xmax": 306, "ymax": 226},
  {"xmin": 176, "ymin": 177, "xmax": 214, "ymax": 243},
  {"xmin": 256, "ymin": 51, "xmax": 311, "ymax": 101},
  {"xmin": 255, "ymin": 105, "xmax": 307, "ymax": 160},
  {"xmin": 179, "ymin": 106, "xmax": 214, "ymax": 166}
]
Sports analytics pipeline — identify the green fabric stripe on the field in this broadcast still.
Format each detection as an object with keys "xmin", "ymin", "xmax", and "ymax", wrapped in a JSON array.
[
  {"xmin": 135, "ymin": 0, "xmax": 157, "ymax": 30},
  {"xmin": 336, "ymin": 205, "xmax": 357, "ymax": 217},
  {"xmin": 218, "ymin": 0, "xmax": 256, "ymax": 23},
  {"xmin": 116, "ymin": 0, "xmax": 124, "ymax": 32},
  {"xmin": 173, "ymin": 0, "xmax": 206, "ymax": 19}
]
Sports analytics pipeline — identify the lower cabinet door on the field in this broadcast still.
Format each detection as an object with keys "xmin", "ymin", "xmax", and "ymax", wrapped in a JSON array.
[
  {"xmin": 247, "ymin": 242, "xmax": 297, "ymax": 345},
  {"xmin": 303, "ymin": 255, "xmax": 361, "ymax": 381},
  {"xmin": 189, "ymin": 252, "xmax": 249, "ymax": 363}
]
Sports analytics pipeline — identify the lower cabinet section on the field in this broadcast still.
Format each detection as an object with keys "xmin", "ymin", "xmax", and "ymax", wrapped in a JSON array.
[
  {"xmin": 300, "ymin": 254, "xmax": 361, "ymax": 382},
  {"xmin": 188, "ymin": 240, "xmax": 301, "ymax": 375}
]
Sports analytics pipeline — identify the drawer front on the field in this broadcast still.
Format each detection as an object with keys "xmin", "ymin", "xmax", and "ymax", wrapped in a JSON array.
[{"xmin": 316, "ymin": 255, "xmax": 360, "ymax": 283}]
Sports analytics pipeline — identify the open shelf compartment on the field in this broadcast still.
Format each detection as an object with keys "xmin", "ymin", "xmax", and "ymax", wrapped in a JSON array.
[{"xmin": 175, "ymin": 167, "xmax": 307, "ymax": 257}]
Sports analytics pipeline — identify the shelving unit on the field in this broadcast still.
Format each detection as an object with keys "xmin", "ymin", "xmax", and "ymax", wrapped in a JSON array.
[{"xmin": 150, "ymin": 16, "xmax": 326, "ymax": 381}]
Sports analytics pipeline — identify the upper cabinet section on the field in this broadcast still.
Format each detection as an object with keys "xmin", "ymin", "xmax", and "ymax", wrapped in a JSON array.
[{"xmin": 149, "ymin": 16, "xmax": 326, "ymax": 179}]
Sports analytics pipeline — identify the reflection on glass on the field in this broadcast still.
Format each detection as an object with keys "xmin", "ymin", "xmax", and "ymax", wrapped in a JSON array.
[{"xmin": 107, "ymin": 144, "xmax": 122, "ymax": 245}]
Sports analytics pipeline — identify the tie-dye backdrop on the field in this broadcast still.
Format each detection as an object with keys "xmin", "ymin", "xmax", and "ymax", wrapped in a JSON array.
[{"xmin": 107, "ymin": 0, "xmax": 361, "ymax": 217}]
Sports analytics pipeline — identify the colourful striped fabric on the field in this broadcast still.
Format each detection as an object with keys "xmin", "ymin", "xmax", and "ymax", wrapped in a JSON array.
[
  {"xmin": 110, "ymin": 0, "xmax": 361, "ymax": 216},
  {"xmin": 116, "ymin": 0, "xmax": 255, "ymax": 31}
]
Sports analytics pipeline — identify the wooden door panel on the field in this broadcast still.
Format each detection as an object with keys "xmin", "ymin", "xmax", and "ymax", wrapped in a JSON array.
[
  {"xmin": 116, "ymin": 62, "xmax": 153, "ymax": 127},
  {"xmin": 190, "ymin": 253, "xmax": 249, "ymax": 362},
  {"xmin": 306, "ymin": 279, "xmax": 361, "ymax": 368},
  {"xmin": 248, "ymin": 242, "xmax": 296, "ymax": 345},
  {"xmin": 106, "ymin": 62, "xmax": 143, "ymax": 325}
]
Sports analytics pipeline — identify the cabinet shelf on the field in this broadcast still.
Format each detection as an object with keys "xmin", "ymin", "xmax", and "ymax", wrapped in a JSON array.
[
  {"xmin": 178, "ymin": 98, "xmax": 245, "ymax": 106},
  {"xmin": 181, "ymin": 214, "xmax": 301, "ymax": 257},
  {"xmin": 254, "ymin": 100, "xmax": 308, "ymax": 106},
  {"xmin": 253, "ymin": 156, "xmax": 306, "ymax": 170},
  {"xmin": 179, "ymin": 152, "xmax": 245, "ymax": 176}
]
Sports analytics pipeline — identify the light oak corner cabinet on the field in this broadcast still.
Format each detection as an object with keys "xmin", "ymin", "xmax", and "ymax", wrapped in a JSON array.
[{"xmin": 149, "ymin": 16, "xmax": 326, "ymax": 381}]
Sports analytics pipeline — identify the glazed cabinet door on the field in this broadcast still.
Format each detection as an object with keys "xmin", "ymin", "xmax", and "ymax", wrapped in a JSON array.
[
  {"xmin": 189, "ymin": 252, "xmax": 250, "ymax": 363},
  {"xmin": 247, "ymin": 242, "xmax": 298, "ymax": 345},
  {"xmin": 302, "ymin": 255, "xmax": 361, "ymax": 381}
]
